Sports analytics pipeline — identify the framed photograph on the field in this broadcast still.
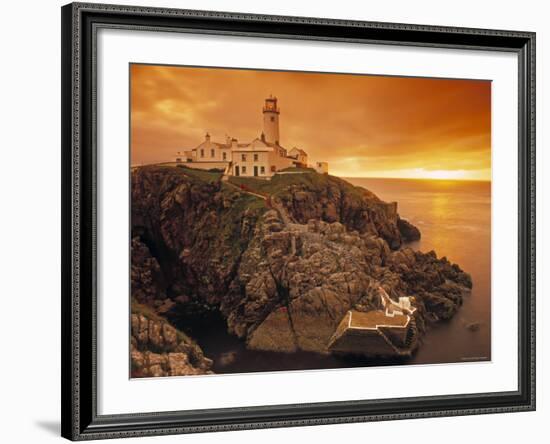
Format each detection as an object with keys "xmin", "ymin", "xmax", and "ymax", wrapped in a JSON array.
[{"xmin": 61, "ymin": 2, "xmax": 536, "ymax": 440}]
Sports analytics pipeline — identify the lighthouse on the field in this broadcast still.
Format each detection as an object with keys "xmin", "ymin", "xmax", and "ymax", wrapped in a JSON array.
[
  {"xmin": 262, "ymin": 96, "xmax": 280, "ymax": 145},
  {"xmin": 173, "ymin": 95, "xmax": 328, "ymax": 178}
]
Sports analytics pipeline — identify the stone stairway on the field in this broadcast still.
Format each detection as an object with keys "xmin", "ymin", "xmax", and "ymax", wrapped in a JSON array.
[
  {"xmin": 377, "ymin": 317, "xmax": 417, "ymax": 357},
  {"xmin": 404, "ymin": 317, "xmax": 417, "ymax": 348}
]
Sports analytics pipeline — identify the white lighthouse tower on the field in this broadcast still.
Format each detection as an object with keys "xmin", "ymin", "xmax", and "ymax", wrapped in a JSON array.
[{"xmin": 262, "ymin": 95, "xmax": 280, "ymax": 144}]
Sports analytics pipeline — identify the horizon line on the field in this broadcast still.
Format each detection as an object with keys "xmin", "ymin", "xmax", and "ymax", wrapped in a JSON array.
[{"xmin": 338, "ymin": 175, "xmax": 491, "ymax": 182}]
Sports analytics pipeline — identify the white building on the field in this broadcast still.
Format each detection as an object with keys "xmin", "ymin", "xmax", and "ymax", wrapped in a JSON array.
[
  {"xmin": 313, "ymin": 161, "xmax": 329, "ymax": 174},
  {"xmin": 378, "ymin": 286, "xmax": 416, "ymax": 318},
  {"xmin": 288, "ymin": 147, "xmax": 308, "ymax": 167},
  {"xmin": 174, "ymin": 96, "xmax": 327, "ymax": 178}
]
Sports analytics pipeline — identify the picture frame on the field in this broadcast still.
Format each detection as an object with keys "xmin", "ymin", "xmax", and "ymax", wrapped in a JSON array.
[{"xmin": 61, "ymin": 2, "xmax": 536, "ymax": 440}]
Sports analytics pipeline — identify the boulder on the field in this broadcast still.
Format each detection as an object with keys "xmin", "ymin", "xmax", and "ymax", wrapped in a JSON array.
[
  {"xmin": 130, "ymin": 312, "xmax": 213, "ymax": 377},
  {"xmin": 397, "ymin": 217, "xmax": 421, "ymax": 242}
]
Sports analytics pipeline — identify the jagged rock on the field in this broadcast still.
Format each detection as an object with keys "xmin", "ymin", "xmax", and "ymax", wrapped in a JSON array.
[
  {"xmin": 132, "ymin": 166, "xmax": 264, "ymax": 307},
  {"xmin": 227, "ymin": 209, "xmax": 468, "ymax": 353},
  {"xmin": 130, "ymin": 312, "xmax": 213, "ymax": 377},
  {"xmin": 275, "ymin": 176, "xmax": 404, "ymax": 249},
  {"xmin": 248, "ymin": 308, "xmax": 297, "ymax": 352},
  {"xmin": 420, "ymin": 292, "xmax": 457, "ymax": 320},
  {"xmin": 131, "ymin": 237, "xmax": 166, "ymax": 305},
  {"xmin": 397, "ymin": 217, "xmax": 421, "ymax": 242}
]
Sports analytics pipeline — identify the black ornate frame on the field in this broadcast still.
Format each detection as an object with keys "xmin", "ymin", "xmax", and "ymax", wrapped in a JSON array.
[{"xmin": 61, "ymin": 2, "xmax": 536, "ymax": 440}]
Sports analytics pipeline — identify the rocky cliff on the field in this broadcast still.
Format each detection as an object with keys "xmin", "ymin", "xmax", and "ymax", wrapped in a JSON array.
[
  {"xmin": 131, "ymin": 309, "xmax": 213, "ymax": 377},
  {"xmin": 130, "ymin": 166, "xmax": 472, "ymax": 364},
  {"xmin": 229, "ymin": 173, "xmax": 407, "ymax": 249}
]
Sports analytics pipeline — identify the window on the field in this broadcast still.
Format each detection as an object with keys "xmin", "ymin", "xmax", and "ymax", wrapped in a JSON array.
[
  {"xmin": 200, "ymin": 149, "xmax": 204, "ymax": 158},
  {"xmin": 241, "ymin": 154, "xmax": 247, "ymax": 161},
  {"xmin": 211, "ymin": 149, "xmax": 215, "ymax": 158},
  {"xmin": 222, "ymin": 152, "xmax": 227, "ymax": 161},
  {"xmin": 242, "ymin": 166, "xmax": 247, "ymax": 174},
  {"xmin": 270, "ymin": 116, "xmax": 275, "ymax": 122},
  {"xmin": 271, "ymin": 166, "xmax": 276, "ymax": 172},
  {"xmin": 254, "ymin": 154, "xmax": 258, "ymax": 162},
  {"xmin": 260, "ymin": 166, "xmax": 265, "ymax": 175}
]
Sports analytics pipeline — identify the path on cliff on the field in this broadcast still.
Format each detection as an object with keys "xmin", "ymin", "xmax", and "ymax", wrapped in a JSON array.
[
  {"xmin": 223, "ymin": 180, "xmax": 269, "ymax": 201},
  {"xmin": 222, "ymin": 179, "xmax": 314, "ymax": 262},
  {"xmin": 222, "ymin": 180, "xmax": 300, "ymax": 229}
]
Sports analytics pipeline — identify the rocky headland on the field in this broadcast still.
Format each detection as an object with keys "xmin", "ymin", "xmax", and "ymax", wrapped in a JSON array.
[{"xmin": 130, "ymin": 166, "xmax": 472, "ymax": 376}]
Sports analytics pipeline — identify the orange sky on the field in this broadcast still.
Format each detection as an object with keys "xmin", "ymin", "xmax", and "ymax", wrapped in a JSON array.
[{"xmin": 130, "ymin": 64, "xmax": 491, "ymax": 181}]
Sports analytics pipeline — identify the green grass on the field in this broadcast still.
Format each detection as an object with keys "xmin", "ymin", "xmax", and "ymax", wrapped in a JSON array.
[
  {"xmin": 215, "ymin": 185, "xmax": 267, "ymax": 265},
  {"xmin": 228, "ymin": 171, "xmax": 323, "ymax": 196},
  {"xmin": 135, "ymin": 165, "xmax": 220, "ymax": 194},
  {"xmin": 174, "ymin": 164, "xmax": 268, "ymax": 217},
  {"xmin": 278, "ymin": 166, "xmax": 316, "ymax": 173},
  {"xmin": 141, "ymin": 165, "xmax": 378, "ymax": 204},
  {"xmin": 228, "ymin": 170, "xmax": 373, "ymax": 200},
  {"xmin": 176, "ymin": 165, "xmax": 223, "ymax": 183}
]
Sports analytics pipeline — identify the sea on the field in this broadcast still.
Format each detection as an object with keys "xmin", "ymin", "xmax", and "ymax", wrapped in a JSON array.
[
  {"xmin": 345, "ymin": 177, "xmax": 491, "ymax": 366},
  {"xmin": 178, "ymin": 178, "xmax": 491, "ymax": 373}
]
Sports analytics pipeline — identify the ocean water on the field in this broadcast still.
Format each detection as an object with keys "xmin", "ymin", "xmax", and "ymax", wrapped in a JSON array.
[
  {"xmin": 178, "ymin": 177, "xmax": 492, "ymax": 373},
  {"xmin": 345, "ymin": 177, "xmax": 492, "ymax": 365}
]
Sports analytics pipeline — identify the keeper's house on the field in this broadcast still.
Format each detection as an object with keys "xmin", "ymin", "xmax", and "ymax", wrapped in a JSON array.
[{"xmin": 174, "ymin": 96, "xmax": 328, "ymax": 178}]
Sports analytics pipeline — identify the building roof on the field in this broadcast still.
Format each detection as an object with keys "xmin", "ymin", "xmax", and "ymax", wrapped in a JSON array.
[
  {"xmin": 232, "ymin": 148, "xmax": 272, "ymax": 153},
  {"xmin": 290, "ymin": 147, "xmax": 307, "ymax": 156},
  {"xmin": 212, "ymin": 142, "xmax": 230, "ymax": 148},
  {"xmin": 348, "ymin": 310, "xmax": 409, "ymax": 329},
  {"xmin": 264, "ymin": 140, "xmax": 286, "ymax": 150},
  {"xmin": 230, "ymin": 137, "xmax": 273, "ymax": 152},
  {"xmin": 190, "ymin": 135, "xmax": 296, "ymax": 155},
  {"xmin": 193, "ymin": 140, "xmax": 230, "ymax": 150}
]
